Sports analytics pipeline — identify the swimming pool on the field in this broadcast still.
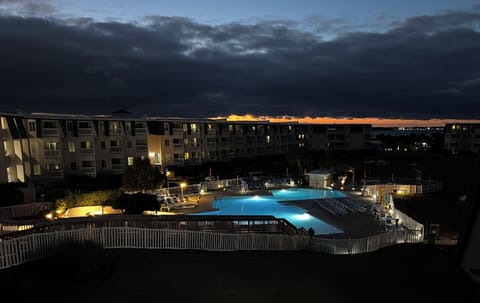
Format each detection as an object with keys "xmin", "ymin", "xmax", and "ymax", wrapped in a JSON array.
[{"xmin": 192, "ymin": 189, "xmax": 344, "ymax": 235}]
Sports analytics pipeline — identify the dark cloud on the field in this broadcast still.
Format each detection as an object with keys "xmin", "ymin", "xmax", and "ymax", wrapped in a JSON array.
[
  {"xmin": 0, "ymin": 0, "xmax": 55, "ymax": 16},
  {"xmin": 0, "ymin": 10, "xmax": 479, "ymax": 119}
]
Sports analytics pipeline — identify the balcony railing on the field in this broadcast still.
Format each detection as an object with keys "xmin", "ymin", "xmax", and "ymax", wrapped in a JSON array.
[
  {"xmin": 78, "ymin": 129, "xmax": 93, "ymax": 136},
  {"xmin": 44, "ymin": 150, "xmax": 60, "ymax": 158},
  {"xmin": 135, "ymin": 145, "xmax": 148, "ymax": 152},
  {"xmin": 79, "ymin": 148, "xmax": 94, "ymax": 155},
  {"xmin": 41, "ymin": 129, "xmax": 58, "ymax": 137},
  {"xmin": 135, "ymin": 128, "xmax": 148, "ymax": 135},
  {"xmin": 112, "ymin": 164, "xmax": 124, "ymax": 170},
  {"xmin": 173, "ymin": 144, "xmax": 183, "ymax": 150},
  {"xmin": 81, "ymin": 167, "xmax": 96, "ymax": 174},
  {"xmin": 111, "ymin": 147, "xmax": 122, "ymax": 153},
  {"xmin": 47, "ymin": 170, "xmax": 62, "ymax": 178}
]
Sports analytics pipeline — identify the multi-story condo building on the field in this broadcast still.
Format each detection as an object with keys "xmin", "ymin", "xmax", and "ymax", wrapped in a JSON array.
[
  {"xmin": 444, "ymin": 123, "xmax": 480, "ymax": 155},
  {"xmin": 0, "ymin": 112, "xmax": 371, "ymax": 184}
]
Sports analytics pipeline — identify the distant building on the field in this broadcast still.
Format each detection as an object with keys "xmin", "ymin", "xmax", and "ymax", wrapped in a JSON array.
[
  {"xmin": 444, "ymin": 123, "xmax": 480, "ymax": 155},
  {"xmin": 0, "ymin": 112, "xmax": 371, "ymax": 184}
]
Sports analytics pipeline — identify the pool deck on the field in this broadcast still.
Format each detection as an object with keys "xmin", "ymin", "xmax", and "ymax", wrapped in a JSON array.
[{"xmin": 177, "ymin": 187, "xmax": 384, "ymax": 239}]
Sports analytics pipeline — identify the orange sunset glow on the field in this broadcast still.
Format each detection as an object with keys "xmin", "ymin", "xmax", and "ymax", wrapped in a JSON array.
[{"xmin": 212, "ymin": 114, "xmax": 480, "ymax": 127}]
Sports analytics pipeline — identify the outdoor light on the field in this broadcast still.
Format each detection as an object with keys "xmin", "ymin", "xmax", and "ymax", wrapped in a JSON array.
[{"xmin": 180, "ymin": 182, "xmax": 187, "ymax": 201}]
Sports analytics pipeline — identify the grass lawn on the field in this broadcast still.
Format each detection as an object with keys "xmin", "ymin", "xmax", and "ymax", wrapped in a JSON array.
[{"xmin": 1, "ymin": 244, "xmax": 478, "ymax": 303}]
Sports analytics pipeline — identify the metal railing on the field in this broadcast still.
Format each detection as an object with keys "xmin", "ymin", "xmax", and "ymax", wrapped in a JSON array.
[{"xmin": 0, "ymin": 202, "xmax": 53, "ymax": 218}]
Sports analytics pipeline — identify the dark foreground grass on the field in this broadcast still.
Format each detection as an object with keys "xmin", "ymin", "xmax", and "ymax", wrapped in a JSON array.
[{"xmin": 1, "ymin": 244, "xmax": 478, "ymax": 303}]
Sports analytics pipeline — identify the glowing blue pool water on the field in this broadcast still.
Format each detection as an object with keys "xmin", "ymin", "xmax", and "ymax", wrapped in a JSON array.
[
  {"xmin": 192, "ymin": 189, "xmax": 344, "ymax": 235},
  {"xmin": 272, "ymin": 188, "xmax": 346, "ymax": 201}
]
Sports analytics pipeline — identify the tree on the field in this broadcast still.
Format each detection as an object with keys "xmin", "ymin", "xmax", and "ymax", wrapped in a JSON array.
[
  {"xmin": 113, "ymin": 192, "xmax": 159, "ymax": 214},
  {"xmin": 122, "ymin": 158, "xmax": 165, "ymax": 192}
]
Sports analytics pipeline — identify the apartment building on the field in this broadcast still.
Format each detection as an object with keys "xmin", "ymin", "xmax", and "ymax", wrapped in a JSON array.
[
  {"xmin": 0, "ymin": 112, "xmax": 371, "ymax": 184},
  {"xmin": 0, "ymin": 112, "xmax": 149, "ymax": 184},
  {"xmin": 444, "ymin": 123, "xmax": 480, "ymax": 155}
]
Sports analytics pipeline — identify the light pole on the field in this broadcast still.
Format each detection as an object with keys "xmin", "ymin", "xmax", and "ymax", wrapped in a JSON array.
[
  {"xmin": 180, "ymin": 182, "xmax": 186, "ymax": 202},
  {"xmin": 165, "ymin": 169, "xmax": 171, "ymax": 196}
]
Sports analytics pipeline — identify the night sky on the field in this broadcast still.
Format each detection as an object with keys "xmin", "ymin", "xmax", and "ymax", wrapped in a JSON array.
[{"xmin": 1, "ymin": 1, "xmax": 479, "ymax": 125}]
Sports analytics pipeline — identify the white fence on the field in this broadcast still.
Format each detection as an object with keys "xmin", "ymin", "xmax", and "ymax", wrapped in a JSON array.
[
  {"xmin": 0, "ymin": 202, "xmax": 53, "ymax": 218},
  {"xmin": 394, "ymin": 209, "xmax": 424, "ymax": 233},
  {"xmin": 0, "ymin": 227, "xmax": 423, "ymax": 270}
]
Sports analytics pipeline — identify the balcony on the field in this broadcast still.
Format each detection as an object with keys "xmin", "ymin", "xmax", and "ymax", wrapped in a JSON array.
[
  {"xmin": 135, "ymin": 128, "xmax": 148, "ymax": 135},
  {"xmin": 44, "ymin": 150, "xmax": 60, "ymax": 158},
  {"xmin": 111, "ymin": 146, "xmax": 122, "ymax": 153},
  {"xmin": 172, "ymin": 128, "xmax": 183, "ymax": 135},
  {"xmin": 47, "ymin": 170, "xmax": 62, "ymax": 178},
  {"xmin": 109, "ymin": 129, "xmax": 123, "ymax": 136},
  {"xmin": 112, "ymin": 164, "xmax": 124, "ymax": 170},
  {"xmin": 41, "ymin": 129, "xmax": 58, "ymax": 137},
  {"xmin": 78, "ymin": 129, "xmax": 93, "ymax": 136},
  {"xmin": 79, "ymin": 148, "xmax": 94, "ymax": 155},
  {"xmin": 135, "ymin": 145, "xmax": 148, "ymax": 152},
  {"xmin": 81, "ymin": 167, "xmax": 96, "ymax": 174},
  {"xmin": 173, "ymin": 144, "xmax": 183, "ymax": 150}
]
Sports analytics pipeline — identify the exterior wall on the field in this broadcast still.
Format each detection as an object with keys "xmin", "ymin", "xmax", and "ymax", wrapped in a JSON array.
[
  {"xmin": 0, "ymin": 112, "xmax": 372, "ymax": 183},
  {"xmin": 444, "ymin": 123, "xmax": 480, "ymax": 155}
]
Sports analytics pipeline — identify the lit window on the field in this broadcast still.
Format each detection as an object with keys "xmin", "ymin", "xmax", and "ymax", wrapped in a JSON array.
[
  {"xmin": 68, "ymin": 142, "xmax": 75, "ymax": 152},
  {"xmin": 266, "ymin": 135, "xmax": 271, "ymax": 144},
  {"xmin": 33, "ymin": 164, "xmax": 41, "ymax": 176},
  {"xmin": 191, "ymin": 123, "xmax": 197, "ymax": 133},
  {"xmin": 45, "ymin": 142, "xmax": 59, "ymax": 150},
  {"xmin": 30, "ymin": 142, "xmax": 39, "ymax": 154},
  {"xmin": 127, "ymin": 157, "xmax": 134, "ymax": 166},
  {"xmin": 48, "ymin": 163, "xmax": 60, "ymax": 171},
  {"xmin": 184, "ymin": 152, "xmax": 190, "ymax": 160},
  {"xmin": 80, "ymin": 141, "xmax": 92, "ymax": 149}
]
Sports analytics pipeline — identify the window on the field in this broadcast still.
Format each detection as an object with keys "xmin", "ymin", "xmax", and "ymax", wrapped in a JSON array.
[
  {"xmin": 190, "ymin": 123, "xmax": 197, "ymax": 133},
  {"xmin": 192, "ymin": 138, "xmax": 198, "ymax": 147},
  {"xmin": 127, "ymin": 156, "xmax": 134, "ymax": 166},
  {"xmin": 81, "ymin": 161, "xmax": 94, "ymax": 168},
  {"xmin": 30, "ymin": 142, "xmax": 39, "ymax": 154},
  {"xmin": 127, "ymin": 141, "xmax": 132, "ymax": 149},
  {"xmin": 135, "ymin": 122, "xmax": 145, "ymax": 128},
  {"xmin": 98, "ymin": 121, "xmax": 104, "ymax": 134},
  {"xmin": 42, "ymin": 121, "xmax": 56, "ymax": 128},
  {"xmin": 78, "ymin": 121, "xmax": 91, "ymax": 128},
  {"xmin": 66, "ymin": 121, "xmax": 74, "ymax": 131},
  {"xmin": 112, "ymin": 158, "xmax": 122, "ymax": 165},
  {"xmin": 48, "ymin": 163, "xmax": 60, "ymax": 171},
  {"xmin": 33, "ymin": 164, "xmax": 41, "ymax": 176},
  {"xmin": 28, "ymin": 120, "xmax": 36, "ymax": 132},
  {"xmin": 80, "ymin": 141, "xmax": 92, "ymax": 149},
  {"xmin": 184, "ymin": 152, "xmax": 190, "ymax": 160},
  {"xmin": 172, "ymin": 138, "xmax": 181, "ymax": 144},
  {"xmin": 45, "ymin": 142, "xmax": 59, "ymax": 150},
  {"xmin": 109, "ymin": 121, "xmax": 122, "ymax": 135},
  {"xmin": 266, "ymin": 135, "xmax": 271, "ymax": 144},
  {"xmin": 100, "ymin": 141, "xmax": 106, "ymax": 149},
  {"xmin": 68, "ymin": 142, "xmax": 75, "ymax": 152},
  {"xmin": 70, "ymin": 162, "xmax": 77, "ymax": 170},
  {"xmin": 110, "ymin": 140, "xmax": 121, "ymax": 147},
  {"xmin": 101, "ymin": 160, "xmax": 107, "ymax": 168},
  {"xmin": 125, "ymin": 122, "xmax": 132, "ymax": 133},
  {"xmin": 136, "ymin": 139, "xmax": 147, "ymax": 146},
  {"xmin": 165, "ymin": 139, "xmax": 170, "ymax": 146}
]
